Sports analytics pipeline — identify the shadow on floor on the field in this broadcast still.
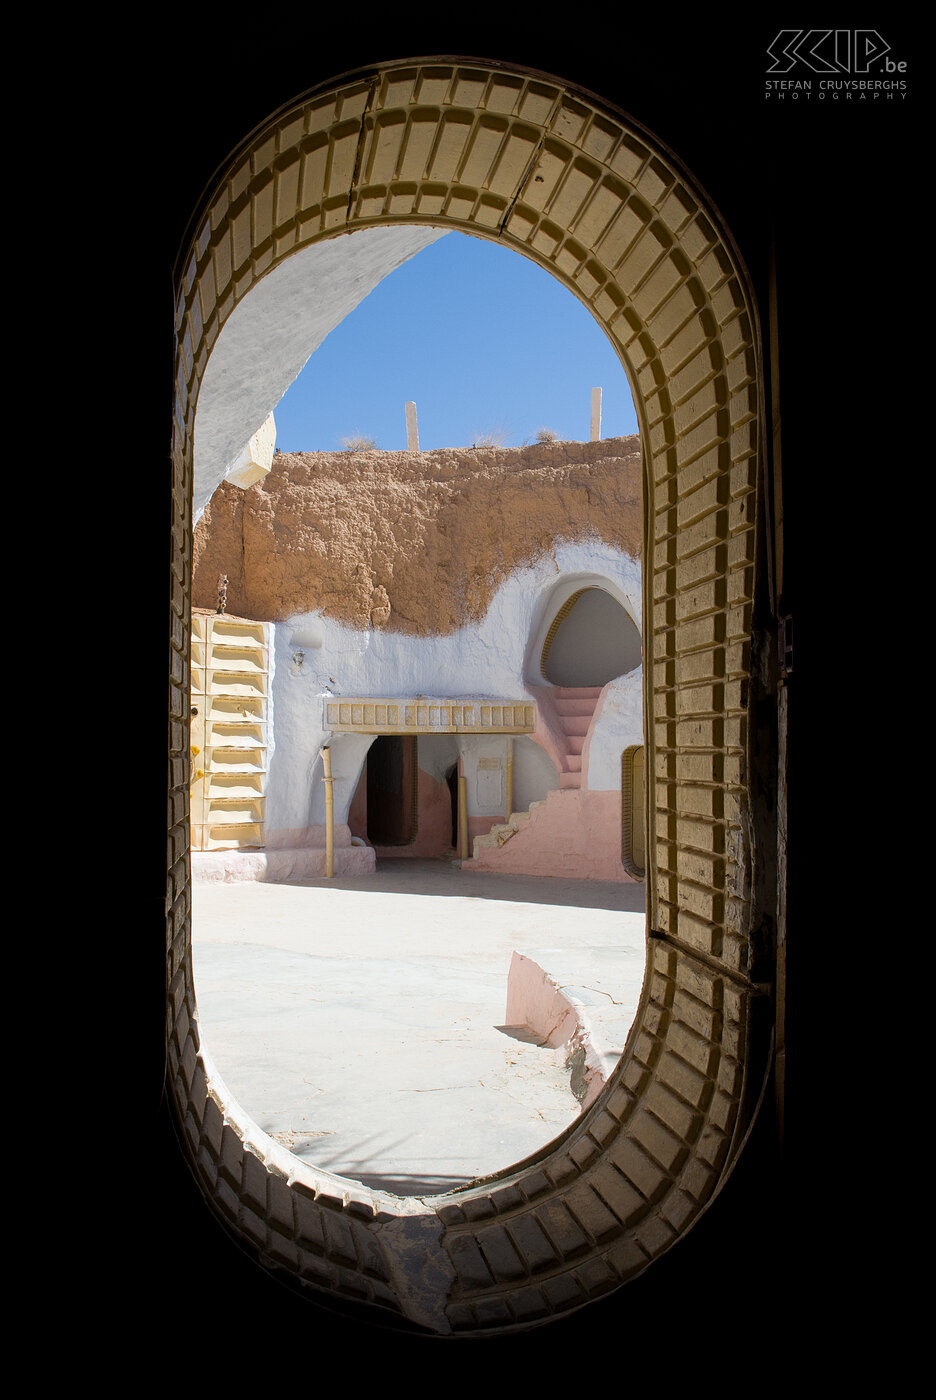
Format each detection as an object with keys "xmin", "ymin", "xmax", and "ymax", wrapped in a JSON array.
[
  {"xmin": 266, "ymin": 856, "xmax": 646, "ymax": 914},
  {"xmin": 329, "ymin": 1170, "xmax": 476, "ymax": 1196},
  {"xmin": 283, "ymin": 1128, "xmax": 481, "ymax": 1197}
]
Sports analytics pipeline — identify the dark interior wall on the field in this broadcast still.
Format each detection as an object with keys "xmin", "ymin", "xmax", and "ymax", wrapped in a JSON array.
[
  {"xmin": 122, "ymin": 12, "xmax": 918, "ymax": 1369},
  {"xmin": 366, "ymin": 735, "xmax": 417, "ymax": 845}
]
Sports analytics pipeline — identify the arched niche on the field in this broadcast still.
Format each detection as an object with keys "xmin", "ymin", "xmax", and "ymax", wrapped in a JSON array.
[
  {"xmin": 541, "ymin": 586, "xmax": 641, "ymax": 687},
  {"xmin": 523, "ymin": 572, "xmax": 640, "ymax": 694},
  {"xmin": 168, "ymin": 57, "xmax": 771, "ymax": 1337}
]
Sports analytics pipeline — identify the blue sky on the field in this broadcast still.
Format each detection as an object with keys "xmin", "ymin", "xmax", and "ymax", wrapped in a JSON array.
[{"xmin": 273, "ymin": 232, "xmax": 638, "ymax": 453}]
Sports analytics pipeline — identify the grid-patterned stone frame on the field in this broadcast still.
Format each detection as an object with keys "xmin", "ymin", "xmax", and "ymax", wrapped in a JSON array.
[
  {"xmin": 168, "ymin": 58, "xmax": 769, "ymax": 1337},
  {"xmin": 324, "ymin": 698, "xmax": 536, "ymax": 733}
]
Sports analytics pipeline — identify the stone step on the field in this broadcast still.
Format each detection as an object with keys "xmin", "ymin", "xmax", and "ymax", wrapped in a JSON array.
[
  {"xmin": 559, "ymin": 714, "xmax": 591, "ymax": 737},
  {"xmin": 564, "ymin": 754, "xmax": 582, "ymax": 771},
  {"xmin": 472, "ymin": 824, "xmax": 511, "ymax": 851},
  {"xmin": 470, "ymin": 801, "xmax": 545, "ymax": 857},
  {"xmin": 559, "ymin": 772, "xmax": 582, "ymax": 789},
  {"xmin": 555, "ymin": 686, "xmax": 603, "ymax": 699},
  {"xmin": 554, "ymin": 697, "xmax": 599, "ymax": 716}
]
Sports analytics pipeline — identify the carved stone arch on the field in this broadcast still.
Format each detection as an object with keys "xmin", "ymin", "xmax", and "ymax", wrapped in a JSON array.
[{"xmin": 168, "ymin": 57, "xmax": 769, "ymax": 1337}]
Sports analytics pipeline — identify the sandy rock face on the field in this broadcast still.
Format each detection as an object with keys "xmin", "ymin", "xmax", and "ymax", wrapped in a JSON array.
[{"xmin": 193, "ymin": 436, "xmax": 642, "ymax": 636}]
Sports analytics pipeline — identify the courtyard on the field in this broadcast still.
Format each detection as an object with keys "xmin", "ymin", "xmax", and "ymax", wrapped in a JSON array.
[{"xmin": 192, "ymin": 858, "xmax": 646, "ymax": 1196}]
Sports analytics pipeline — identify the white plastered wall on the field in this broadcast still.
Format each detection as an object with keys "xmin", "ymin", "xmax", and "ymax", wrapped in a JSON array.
[
  {"xmin": 193, "ymin": 225, "xmax": 449, "ymax": 522},
  {"xmin": 261, "ymin": 539, "xmax": 643, "ymax": 843},
  {"xmin": 585, "ymin": 668, "xmax": 644, "ymax": 790},
  {"xmin": 512, "ymin": 737, "xmax": 560, "ymax": 812}
]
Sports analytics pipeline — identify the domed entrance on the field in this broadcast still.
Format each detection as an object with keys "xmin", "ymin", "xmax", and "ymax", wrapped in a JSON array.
[{"xmin": 541, "ymin": 586, "xmax": 641, "ymax": 687}]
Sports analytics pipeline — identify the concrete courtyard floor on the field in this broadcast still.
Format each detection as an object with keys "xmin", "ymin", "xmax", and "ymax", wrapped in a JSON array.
[{"xmin": 192, "ymin": 858, "xmax": 647, "ymax": 1197}]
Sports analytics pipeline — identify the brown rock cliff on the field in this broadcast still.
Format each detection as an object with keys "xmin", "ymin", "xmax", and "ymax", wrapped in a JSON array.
[{"xmin": 193, "ymin": 436, "xmax": 642, "ymax": 636}]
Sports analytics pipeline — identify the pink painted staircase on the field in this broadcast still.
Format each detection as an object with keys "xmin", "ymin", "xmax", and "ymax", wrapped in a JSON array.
[
  {"xmin": 464, "ymin": 684, "xmax": 619, "ymax": 875},
  {"xmin": 553, "ymin": 686, "xmax": 603, "ymax": 789}
]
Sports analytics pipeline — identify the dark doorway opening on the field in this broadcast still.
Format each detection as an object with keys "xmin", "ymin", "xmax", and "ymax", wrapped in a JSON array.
[
  {"xmin": 445, "ymin": 763, "xmax": 459, "ymax": 848},
  {"xmin": 366, "ymin": 735, "xmax": 418, "ymax": 846}
]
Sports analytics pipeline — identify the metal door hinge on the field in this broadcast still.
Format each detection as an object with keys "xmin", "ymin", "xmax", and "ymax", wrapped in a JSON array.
[{"xmin": 778, "ymin": 614, "xmax": 793, "ymax": 680}]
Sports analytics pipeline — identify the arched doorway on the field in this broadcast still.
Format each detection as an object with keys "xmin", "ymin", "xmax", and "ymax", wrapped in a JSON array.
[
  {"xmin": 541, "ymin": 586, "xmax": 641, "ymax": 687},
  {"xmin": 365, "ymin": 735, "xmax": 418, "ymax": 847},
  {"xmin": 168, "ymin": 56, "xmax": 771, "ymax": 1336}
]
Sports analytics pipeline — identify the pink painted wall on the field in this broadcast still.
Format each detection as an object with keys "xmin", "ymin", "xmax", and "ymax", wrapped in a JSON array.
[
  {"xmin": 379, "ymin": 766, "xmax": 451, "ymax": 859},
  {"xmin": 348, "ymin": 768, "xmax": 367, "ymax": 843},
  {"xmin": 370, "ymin": 766, "xmax": 466, "ymax": 860},
  {"xmin": 468, "ymin": 813, "xmax": 501, "ymax": 845},
  {"xmin": 350, "ymin": 754, "xmax": 503, "ymax": 860},
  {"xmin": 465, "ymin": 788, "xmax": 637, "ymax": 883}
]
